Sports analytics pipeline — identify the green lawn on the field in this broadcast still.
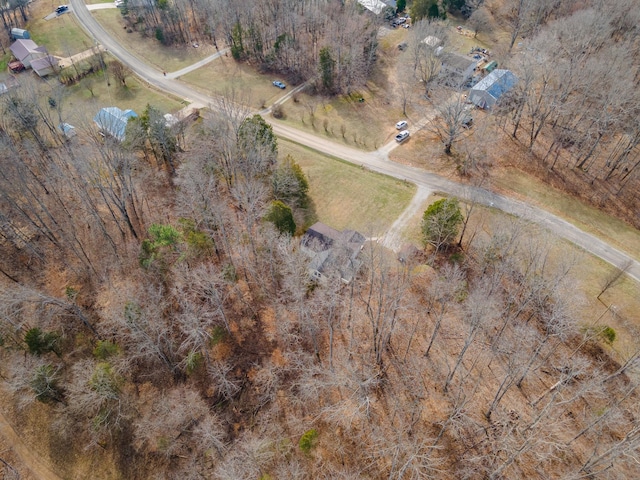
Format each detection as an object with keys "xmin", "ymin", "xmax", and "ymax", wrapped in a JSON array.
[
  {"xmin": 275, "ymin": 90, "xmax": 400, "ymax": 152},
  {"xmin": 27, "ymin": 6, "xmax": 93, "ymax": 57},
  {"xmin": 279, "ymin": 139, "xmax": 415, "ymax": 234},
  {"xmin": 60, "ymin": 62, "xmax": 184, "ymax": 124},
  {"xmin": 92, "ymin": 10, "xmax": 213, "ymax": 72},
  {"xmin": 180, "ymin": 57, "xmax": 285, "ymax": 110}
]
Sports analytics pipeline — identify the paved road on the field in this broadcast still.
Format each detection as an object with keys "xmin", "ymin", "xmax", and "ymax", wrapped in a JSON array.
[{"xmin": 70, "ymin": 0, "xmax": 640, "ymax": 283}]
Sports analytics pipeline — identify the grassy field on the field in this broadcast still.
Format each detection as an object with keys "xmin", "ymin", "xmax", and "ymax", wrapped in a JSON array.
[
  {"xmin": 58, "ymin": 63, "xmax": 184, "ymax": 126},
  {"xmin": 180, "ymin": 57, "xmax": 283, "ymax": 110},
  {"xmin": 91, "ymin": 10, "xmax": 214, "ymax": 72},
  {"xmin": 0, "ymin": 52, "xmax": 10, "ymax": 76},
  {"xmin": 279, "ymin": 139, "xmax": 415, "ymax": 234},
  {"xmin": 275, "ymin": 89, "xmax": 403, "ymax": 151},
  {"xmin": 26, "ymin": 5, "xmax": 93, "ymax": 57}
]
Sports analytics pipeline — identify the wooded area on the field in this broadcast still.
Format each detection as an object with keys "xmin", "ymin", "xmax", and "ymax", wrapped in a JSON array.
[
  {"xmin": 1, "ymin": 76, "xmax": 640, "ymax": 479},
  {"xmin": 1, "ymin": 0, "xmax": 640, "ymax": 478}
]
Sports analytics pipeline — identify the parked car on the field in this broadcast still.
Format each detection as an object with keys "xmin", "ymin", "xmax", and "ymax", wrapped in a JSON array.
[
  {"xmin": 395, "ymin": 120, "xmax": 408, "ymax": 130},
  {"xmin": 55, "ymin": 5, "xmax": 68, "ymax": 13},
  {"xmin": 114, "ymin": 0, "xmax": 124, "ymax": 6},
  {"xmin": 395, "ymin": 130, "xmax": 410, "ymax": 143},
  {"xmin": 272, "ymin": 81, "xmax": 286, "ymax": 89}
]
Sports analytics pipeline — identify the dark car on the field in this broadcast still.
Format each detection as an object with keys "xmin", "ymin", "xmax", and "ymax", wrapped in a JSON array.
[
  {"xmin": 56, "ymin": 5, "xmax": 69, "ymax": 13},
  {"xmin": 272, "ymin": 81, "xmax": 286, "ymax": 89}
]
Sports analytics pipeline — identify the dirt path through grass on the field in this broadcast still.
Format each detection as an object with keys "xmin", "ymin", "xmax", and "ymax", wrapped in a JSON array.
[
  {"xmin": 0, "ymin": 410, "xmax": 62, "ymax": 480},
  {"xmin": 379, "ymin": 185, "xmax": 432, "ymax": 251}
]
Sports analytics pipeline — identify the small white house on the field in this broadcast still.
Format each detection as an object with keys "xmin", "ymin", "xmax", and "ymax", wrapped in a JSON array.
[
  {"xmin": 59, "ymin": 123, "xmax": 77, "ymax": 138},
  {"xmin": 357, "ymin": 0, "xmax": 388, "ymax": 14}
]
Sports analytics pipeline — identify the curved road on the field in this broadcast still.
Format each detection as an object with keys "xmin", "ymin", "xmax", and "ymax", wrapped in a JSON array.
[{"xmin": 70, "ymin": 0, "xmax": 640, "ymax": 283}]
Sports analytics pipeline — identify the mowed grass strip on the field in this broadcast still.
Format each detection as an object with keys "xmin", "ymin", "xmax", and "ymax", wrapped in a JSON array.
[
  {"xmin": 91, "ymin": 10, "xmax": 213, "ymax": 72},
  {"xmin": 27, "ymin": 5, "xmax": 93, "ymax": 56},
  {"xmin": 276, "ymin": 90, "xmax": 398, "ymax": 152},
  {"xmin": 279, "ymin": 139, "xmax": 415, "ymax": 234},
  {"xmin": 180, "ymin": 57, "xmax": 284, "ymax": 110}
]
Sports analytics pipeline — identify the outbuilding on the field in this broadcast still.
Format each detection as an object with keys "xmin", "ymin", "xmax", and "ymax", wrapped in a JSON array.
[
  {"xmin": 58, "ymin": 123, "xmax": 77, "ymax": 138},
  {"xmin": 10, "ymin": 28, "xmax": 30, "ymax": 40},
  {"xmin": 31, "ymin": 55, "xmax": 58, "ymax": 77},
  {"xmin": 468, "ymin": 69, "xmax": 517, "ymax": 109},
  {"xmin": 94, "ymin": 107, "xmax": 138, "ymax": 141}
]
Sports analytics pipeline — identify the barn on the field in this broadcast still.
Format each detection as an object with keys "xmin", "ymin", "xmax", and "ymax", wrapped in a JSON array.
[{"xmin": 468, "ymin": 69, "xmax": 517, "ymax": 109}]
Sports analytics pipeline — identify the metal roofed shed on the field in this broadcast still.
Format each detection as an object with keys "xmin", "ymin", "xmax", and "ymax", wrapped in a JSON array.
[
  {"xmin": 468, "ymin": 69, "xmax": 517, "ymax": 109},
  {"xmin": 10, "ymin": 28, "xmax": 30, "ymax": 40},
  {"xmin": 94, "ymin": 107, "xmax": 138, "ymax": 141},
  {"xmin": 58, "ymin": 123, "xmax": 76, "ymax": 138},
  {"xmin": 357, "ymin": 0, "xmax": 387, "ymax": 14}
]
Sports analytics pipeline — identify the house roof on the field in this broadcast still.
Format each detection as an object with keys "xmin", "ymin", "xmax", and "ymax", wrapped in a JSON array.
[
  {"xmin": 58, "ymin": 123, "xmax": 77, "ymax": 138},
  {"xmin": 93, "ymin": 107, "xmax": 138, "ymax": 141},
  {"xmin": 301, "ymin": 222, "xmax": 366, "ymax": 282},
  {"xmin": 442, "ymin": 53, "xmax": 477, "ymax": 74},
  {"xmin": 31, "ymin": 55, "xmax": 58, "ymax": 74},
  {"xmin": 357, "ymin": 0, "xmax": 387, "ymax": 14},
  {"xmin": 10, "ymin": 39, "xmax": 44, "ymax": 61},
  {"xmin": 471, "ymin": 69, "xmax": 518, "ymax": 100},
  {"xmin": 422, "ymin": 36, "xmax": 441, "ymax": 47}
]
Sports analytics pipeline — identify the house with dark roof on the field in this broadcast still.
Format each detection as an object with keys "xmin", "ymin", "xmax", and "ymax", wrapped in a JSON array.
[
  {"xmin": 10, "ymin": 39, "xmax": 47, "ymax": 68},
  {"xmin": 93, "ymin": 107, "xmax": 138, "ymax": 141},
  {"xmin": 31, "ymin": 55, "xmax": 58, "ymax": 77},
  {"xmin": 439, "ymin": 52, "xmax": 479, "ymax": 87},
  {"xmin": 468, "ymin": 69, "xmax": 517, "ymax": 109},
  {"xmin": 301, "ymin": 222, "xmax": 366, "ymax": 283}
]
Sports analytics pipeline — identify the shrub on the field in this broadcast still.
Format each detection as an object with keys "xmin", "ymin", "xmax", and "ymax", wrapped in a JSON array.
[
  {"xmin": 24, "ymin": 328, "xmax": 60, "ymax": 356},
  {"xmin": 265, "ymin": 200, "xmax": 296, "ymax": 236},
  {"xmin": 600, "ymin": 326, "xmax": 616, "ymax": 345},
  {"xmin": 299, "ymin": 429, "xmax": 318, "ymax": 454},
  {"xmin": 93, "ymin": 340, "xmax": 120, "ymax": 360},
  {"xmin": 271, "ymin": 103, "xmax": 285, "ymax": 119}
]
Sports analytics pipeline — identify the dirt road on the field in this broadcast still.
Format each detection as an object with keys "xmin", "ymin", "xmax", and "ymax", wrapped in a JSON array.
[{"xmin": 0, "ymin": 409, "xmax": 62, "ymax": 480}]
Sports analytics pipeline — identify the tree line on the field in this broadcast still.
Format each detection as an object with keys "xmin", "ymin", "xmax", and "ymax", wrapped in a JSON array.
[{"xmin": 121, "ymin": 0, "xmax": 378, "ymax": 93}]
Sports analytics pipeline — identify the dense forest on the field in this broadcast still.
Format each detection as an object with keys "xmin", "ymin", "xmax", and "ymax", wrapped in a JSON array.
[{"xmin": 1, "ymin": 0, "xmax": 640, "ymax": 478}]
